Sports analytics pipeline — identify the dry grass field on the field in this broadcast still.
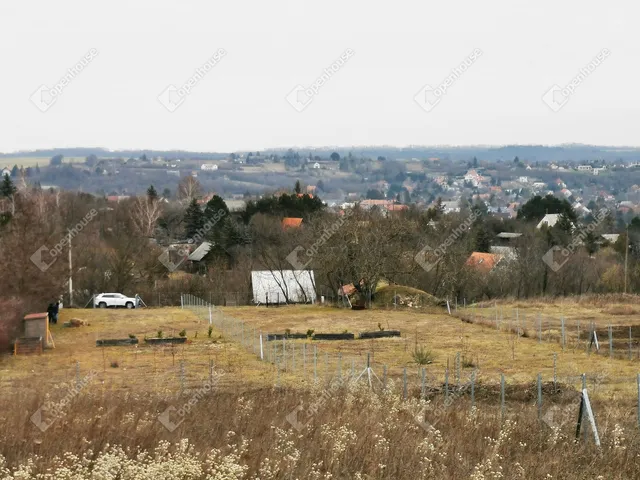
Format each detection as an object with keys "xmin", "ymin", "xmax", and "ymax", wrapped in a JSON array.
[{"xmin": 3, "ymin": 300, "xmax": 640, "ymax": 478}]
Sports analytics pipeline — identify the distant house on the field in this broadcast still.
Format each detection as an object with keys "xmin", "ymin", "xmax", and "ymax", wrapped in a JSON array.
[
  {"xmin": 464, "ymin": 169, "xmax": 484, "ymax": 187},
  {"xmin": 496, "ymin": 232, "xmax": 523, "ymax": 240},
  {"xmin": 518, "ymin": 176, "xmax": 528, "ymax": 183},
  {"xmin": 188, "ymin": 242, "xmax": 213, "ymax": 262},
  {"xmin": 441, "ymin": 200, "xmax": 460, "ymax": 213},
  {"xmin": 577, "ymin": 165, "xmax": 593, "ymax": 172},
  {"xmin": 1, "ymin": 167, "xmax": 10, "ymax": 178},
  {"xmin": 601, "ymin": 234, "xmax": 620, "ymax": 244},
  {"xmin": 201, "ymin": 164, "xmax": 219, "ymax": 171},
  {"xmin": 224, "ymin": 199, "xmax": 246, "ymax": 212},
  {"xmin": 385, "ymin": 204, "xmax": 408, "ymax": 213},
  {"xmin": 560, "ymin": 188, "xmax": 573, "ymax": 198},
  {"xmin": 313, "ymin": 162, "xmax": 321, "ymax": 169},
  {"xmin": 282, "ymin": 217, "xmax": 303, "ymax": 229},
  {"xmin": 106, "ymin": 195, "xmax": 130, "ymax": 203},
  {"xmin": 360, "ymin": 199, "xmax": 393, "ymax": 210},
  {"xmin": 490, "ymin": 245, "xmax": 517, "ymax": 261},
  {"xmin": 167, "ymin": 170, "xmax": 180, "ymax": 177},
  {"xmin": 465, "ymin": 252, "xmax": 503, "ymax": 273},
  {"xmin": 537, "ymin": 213, "xmax": 560, "ymax": 229}
]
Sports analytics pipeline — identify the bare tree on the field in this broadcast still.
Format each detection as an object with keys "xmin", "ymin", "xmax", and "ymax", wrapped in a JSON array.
[
  {"xmin": 131, "ymin": 196, "xmax": 163, "ymax": 237},
  {"xmin": 177, "ymin": 176, "xmax": 202, "ymax": 203}
]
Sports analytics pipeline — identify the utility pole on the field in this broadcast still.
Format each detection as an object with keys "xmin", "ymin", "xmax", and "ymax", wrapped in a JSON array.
[
  {"xmin": 68, "ymin": 230, "xmax": 73, "ymax": 306},
  {"xmin": 625, "ymin": 224, "xmax": 629, "ymax": 294}
]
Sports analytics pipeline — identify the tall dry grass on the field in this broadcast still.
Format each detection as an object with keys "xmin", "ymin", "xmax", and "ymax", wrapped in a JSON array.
[{"xmin": 1, "ymin": 378, "xmax": 639, "ymax": 479}]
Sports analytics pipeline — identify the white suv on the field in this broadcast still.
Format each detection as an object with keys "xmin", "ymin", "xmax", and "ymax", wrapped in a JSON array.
[{"xmin": 94, "ymin": 293, "xmax": 139, "ymax": 309}]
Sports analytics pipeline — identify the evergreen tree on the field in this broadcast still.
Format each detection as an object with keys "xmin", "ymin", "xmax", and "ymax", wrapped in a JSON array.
[
  {"xmin": 35, "ymin": 164, "xmax": 41, "ymax": 174},
  {"xmin": 0, "ymin": 174, "xmax": 17, "ymax": 198},
  {"xmin": 10, "ymin": 165, "xmax": 18, "ymax": 177},
  {"xmin": 184, "ymin": 198, "xmax": 205, "ymax": 239},
  {"xmin": 473, "ymin": 225, "xmax": 492, "ymax": 253},
  {"xmin": 162, "ymin": 188, "xmax": 171, "ymax": 199},
  {"xmin": 147, "ymin": 185, "xmax": 158, "ymax": 202},
  {"xmin": 204, "ymin": 195, "xmax": 230, "ymax": 222},
  {"xmin": 294, "ymin": 180, "xmax": 302, "ymax": 194}
]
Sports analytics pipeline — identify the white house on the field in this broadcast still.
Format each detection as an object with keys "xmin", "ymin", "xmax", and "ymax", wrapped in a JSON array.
[
  {"xmin": 313, "ymin": 162, "xmax": 321, "ymax": 169},
  {"xmin": 577, "ymin": 165, "xmax": 593, "ymax": 172},
  {"xmin": 537, "ymin": 213, "xmax": 560, "ymax": 229},
  {"xmin": 201, "ymin": 164, "xmax": 219, "ymax": 171}
]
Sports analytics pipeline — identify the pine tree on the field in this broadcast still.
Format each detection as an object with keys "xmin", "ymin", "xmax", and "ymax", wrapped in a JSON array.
[
  {"xmin": 294, "ymin": 180, "xmax": 302, "ymax": 194},
  {"xmin": 147, "ymin": 185, "xmax": 158, "ymax": 202},
  {"xmin": 35, "ymin": 164, "xmax": 41, "ymax": 174},
  {"xmin": 184, "ymin": 198, "xmax": 205, "ymax": 239},
  {"xmin": 473, "ymin": 225, "xmax": 492, "ymax": 253},
  {"xmin": 0, "ymin": 174, "xmax": 16, "ymax": 198},
  {"xmin": 10, "ymin": 165, "xmax": 18, "ymax": 177}
]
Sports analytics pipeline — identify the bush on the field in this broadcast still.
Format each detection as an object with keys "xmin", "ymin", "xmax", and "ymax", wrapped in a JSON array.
[
  {"xmin": 179, "ymin": 329, "xmax": 186, "ymax": 337},
  {"xmin": 412, "ymin": 346, "xmax": 434, "ymax": 365}
]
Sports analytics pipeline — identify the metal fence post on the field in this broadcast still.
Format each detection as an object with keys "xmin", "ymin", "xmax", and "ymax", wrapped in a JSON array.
[
  {"xmin": 537, "ymin": 373, "xmax": 542, "ymax": 420},
  {"xmin": 314, "ymin": 345, "xmax": 317, "ymax": 381},
  {"xmin": 537, "ymin": 313, "xmax": 542, "ymax": 343},
  {"xmin": 471, "ymin": 369, "xmax": 476, "ymax": 408},
  {"xmin": 637, "ymin": 374, "xmax": 640, "ymax": 429},
  {"xmin": 180, "ymin": 360, "xmax": 185, "ymax": 394},
  {"xmin": 500, "ymin": 374, "xmax": 505, "ymax": 423},
  {"xmin": 444, "ymin": 368, "xmax": 449, "ymax": 402},
  {"xmin": 383, "ymin": 365, "xmax": 387, "ymax": 389},
  {"xmin": 609, "ymin": 325, "xmax": 613, "ymax": 359},
  {"xmin": 403, "ymin": 368, "xmax": 407, "ymax": 400}
]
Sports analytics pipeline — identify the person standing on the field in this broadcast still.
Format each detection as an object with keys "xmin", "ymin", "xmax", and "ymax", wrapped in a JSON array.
[
  {"xmin": 47, "ymin": 303, "xmax": 54, "ymax": 323},
  {"xmin": 52, "ymin": 301, "xmax": 60, "ymax": 324}
]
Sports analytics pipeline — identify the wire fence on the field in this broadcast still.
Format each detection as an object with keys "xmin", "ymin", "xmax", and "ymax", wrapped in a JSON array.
[
  {"xmin": 10, "ymin": 293, "xmax": 640, "ymax": 436},
  {"xmin": 452, "ymin": 301, "xmax": 640, "ymax": 361}
]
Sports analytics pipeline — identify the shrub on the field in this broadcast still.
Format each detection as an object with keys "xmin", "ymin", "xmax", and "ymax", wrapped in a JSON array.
[
  {"xmin": 179, "ymin": 329, "xmax": 186, "ymax": 337},
  {"xmin": 412, "ymin": 346, "xmax": 434, "ymax": 365}
]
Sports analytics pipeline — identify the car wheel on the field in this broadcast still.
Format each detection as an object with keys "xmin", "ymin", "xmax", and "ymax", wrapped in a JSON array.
[
  {"xmin": 99, "ymin": 302, "xmax": 107, "ymax": 308},
  {"xmin": 125, "ymin": 302, "xmax": 134, "ymax": 309}
]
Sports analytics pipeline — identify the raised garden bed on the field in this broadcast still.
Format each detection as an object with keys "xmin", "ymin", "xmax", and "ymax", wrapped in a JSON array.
[
  {"xmin": 96, "ymin": 338, "xmax": 138, "ymax": 347},
  {"xmin": 313, "ymin": 333, "xmax": 355, "ymax": 340},
  {"xmin": 266, "ymin": 333, "xmax": 308, "ymax": 341},
  {"xmin": 144, "ymin": 337, "xmax": 187, "ymax": 345},
  {"xmin": 358, "ymin": 330, "xmax": 401, "ymax": 339}
]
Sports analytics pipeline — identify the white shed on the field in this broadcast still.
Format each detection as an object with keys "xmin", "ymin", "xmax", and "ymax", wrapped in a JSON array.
[{"xmin": 251, "ymin": 270, "xmax": 316, "ymax": 304}]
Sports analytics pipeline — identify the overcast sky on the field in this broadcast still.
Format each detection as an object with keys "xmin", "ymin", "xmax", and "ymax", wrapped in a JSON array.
[{"xmin": 0, "ymin": 1, "xmax": 637, "ymax": 153}]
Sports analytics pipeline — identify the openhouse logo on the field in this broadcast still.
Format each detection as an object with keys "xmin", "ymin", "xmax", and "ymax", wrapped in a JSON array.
[
  {"xmin": 158, "ymin": 49, "xmax": 227, "ymax": 112},
  {"xmin": 542, "ymin": 48, "xmax": 610, "ymax": 112},
  {"xmin": 30, "ymin": 209, "xmax": 98, "ymax": 272},
  {"xmin": 286, "ymin": 48, "xmax": 355, "ymax": 112},
  {"xmin": 30, "ymin": 48, "xmax": 99, "ymax": 112},
  {"xmin": 414, "ymin": 48, "xmax": 483, "ymax": 112}
]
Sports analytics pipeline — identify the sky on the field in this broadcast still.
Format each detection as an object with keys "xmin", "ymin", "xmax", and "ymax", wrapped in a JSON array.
[{"xmin": 0, "ymin": 1, "xmax": 637, "ymax": 153}]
